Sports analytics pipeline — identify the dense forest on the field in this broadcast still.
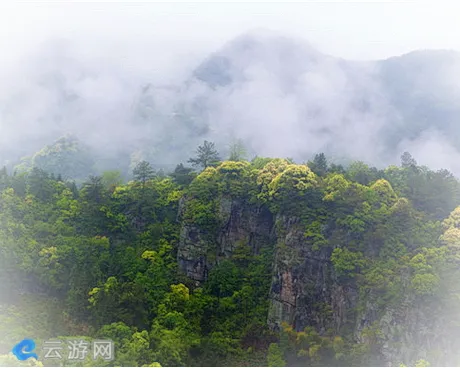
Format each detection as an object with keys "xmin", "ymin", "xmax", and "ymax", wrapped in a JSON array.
[{"xmin": 1, "ymin": 141, "xmax": 460, "ymax": 367}]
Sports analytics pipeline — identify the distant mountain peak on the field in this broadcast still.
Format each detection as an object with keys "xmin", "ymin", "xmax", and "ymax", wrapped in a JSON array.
[
  {"xmin": 226, "ymin": 28, "xmax": 316, "ymax": 50},
  {"xmin": 192, "ymin": 29, "xmax": 322, "ymax": 88}
]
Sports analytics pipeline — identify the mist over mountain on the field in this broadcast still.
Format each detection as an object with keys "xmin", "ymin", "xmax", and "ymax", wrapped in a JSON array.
[
  {"xmin": 3, "ymin": 29, "xmax": 460, "ymax": 179},
  {"xmin": 5, "ymin": 16, "xmax": 460, "ymax": 366}
]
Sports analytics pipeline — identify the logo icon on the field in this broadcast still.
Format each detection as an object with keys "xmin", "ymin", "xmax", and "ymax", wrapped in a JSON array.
[{"xmin": 12, "ymin": 339, "xmax": 38, "ymax": 361}]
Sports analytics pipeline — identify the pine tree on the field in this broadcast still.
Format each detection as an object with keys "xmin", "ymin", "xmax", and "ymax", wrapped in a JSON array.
[
  {"xmin": 188, "ymin": 141, "xmax": 221, "ymax": 169},
  {"xmin": 133, "ymin": 161, "xmax": 156, "ymax": 186}
]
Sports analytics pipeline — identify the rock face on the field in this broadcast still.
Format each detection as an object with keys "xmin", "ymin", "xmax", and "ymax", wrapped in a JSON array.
[
  {"xmin": 177, "ymin": 196, "xmax": 274, "ymax": 281},
  {"xmin": 178, "ymin": 202, "xmax": 359, "ymax": 336},
  {"xmin": 177, "ymin": 197, "xmax": 455, "ymax": 365},
  {"xmin": 267, "ymin": 215, "xmax": 359, "ymax": 336}
]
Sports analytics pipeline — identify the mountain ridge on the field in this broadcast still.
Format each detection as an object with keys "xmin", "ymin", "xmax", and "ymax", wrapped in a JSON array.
[{"xmin": 5, "ymin": 29, "xmax": 460, "ymax": 179}]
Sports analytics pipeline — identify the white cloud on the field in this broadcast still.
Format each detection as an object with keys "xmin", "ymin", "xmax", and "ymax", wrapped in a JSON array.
[{"xmin": 0, "ymin": 1, "xmax": 460, "ymax": 173}]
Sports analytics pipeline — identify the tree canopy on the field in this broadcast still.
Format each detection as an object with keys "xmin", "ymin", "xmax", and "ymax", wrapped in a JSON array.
[{"xmin": 1, "ymin": 151, "xmax": 459, "ymax": 366}]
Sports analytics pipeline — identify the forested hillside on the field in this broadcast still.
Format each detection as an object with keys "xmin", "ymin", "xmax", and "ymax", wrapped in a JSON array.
[{"xmin": 1, "ymin": 144, "xmax": 460, "ymax": 366}]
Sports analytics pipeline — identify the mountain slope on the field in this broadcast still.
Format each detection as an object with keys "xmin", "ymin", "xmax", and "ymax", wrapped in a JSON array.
[
  {"xmin": 5, "ymin": 30, "xmax": 460, "ymax": 179},
  {"xmin": 180, "ymin": 31, "xmax": 460, "ymax": 169}
]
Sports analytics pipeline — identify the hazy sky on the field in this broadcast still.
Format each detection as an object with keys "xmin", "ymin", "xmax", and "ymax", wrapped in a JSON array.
[
  {"xmin": 0, "ymin": 1, "xmax": 459, "ymax": 68},
  {"xmin": 1, "ymin": 1, "xmax": 460, "ymax": 173}
]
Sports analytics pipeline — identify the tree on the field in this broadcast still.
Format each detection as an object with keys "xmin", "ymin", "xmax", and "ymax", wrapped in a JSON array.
[
  {"xmin": 347, "ymin": 161, "xmax": 382, "ymax": 185},
  {"xmin": 205, "ymin": 260, "xmax": 241, "ymax": 299},
  {"xmin": 67, "ymin": 181, "xmax": 79, "ymax": 199},
  {"xmin": 10, "ymin": 171, "xmax": 27, "ymax": 196},
  {"xmin": 401, "ymin": 151, "xmax": 417, "ymax": 168},
  {"xmin": 102, "ymin": 170, "xmax": 124, "ymax": 190},
  {"xmin": 329, "ymin": 163, "xmax": 346, "ymax": 175},
  {"xmin": 0, "ymin": 353, "xmax": 42, "ymax": 367},
  {"xmin": 188, "ymin": 141, "xmax": 221, "ymax": 169},
  {"xmin": 157, "ymin": 169, "xmax": 166, "ymax": 178},
  {"xmin": 267, "ymin": 164, "xmax": 319, "ymax": 213},
  {"xmin": 228, "ymin": 139, "xmax": 247, "ymax": 162},
  {"xmin": 415, "ymin": 359, "xmax": 430, "ymax": 367},
  {"xmin": 308, "ymin": 153, "xmax": 328, "ymax": 176},
  {"xmin": 27, "ymin": 167, "xmax": 55, "ymax": 202},
  {"xmin": 96, "ymin": 322, "xmax": 155, "ymax": 366},
  {"xmin": 267, "ymin": 343, "xmax": 286, "ymax": 367},
  {"xmin": 81, "ymin": 175, "xmax": 105, "ymax": 204},
  {"xmin": 133, "ymin": 161, "xmax": 156, "ymax": 185},
  {"xmin": 0, "ymin": 166, "xmax": 8, "ymax": 191},
  {"xmin": 170, "ymin": 163, "xmax": 195, "ymax": 187}
]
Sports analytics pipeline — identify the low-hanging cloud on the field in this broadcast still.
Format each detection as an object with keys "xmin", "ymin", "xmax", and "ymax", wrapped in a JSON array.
[
  {"xmin": 1, "ymin": 25, "xmax": 460, "ymax": 176},
  {"xmin": 182, "ymin": 32, "xmax": 406, "ymax": 168}
]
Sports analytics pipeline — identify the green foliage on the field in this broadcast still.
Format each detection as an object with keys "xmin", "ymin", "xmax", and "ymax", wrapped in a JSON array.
[
  {"xmin": 268, "ymin": 165, "xmax": 318, "ymax": 198},
  {"xmin": 370, "ymin": 179, "xmax": 397, "ymax": 206},
  {"xmin": 266, "ymin": 164, "xmax": 319, "ymax": 213},
  {"xmin": 346, "ymin": 161, "xmax": 383, "ymax": 185},
  {"xmin": 81, "ymin": 175, "xmax": 106, "ymax": 204},
  {"xmin": 307, "ymin": 153, "xmax": 328, "ymax": 177},
  {"xmin": 183, "ymin": 198, "xmax": 218, "ymax": 233},
  {"xmin": 323, "ymin": 173, "xmax": 351, "ymax": 202},
  {"xmin": 188, "ymin": 166, "xmax": 219, "ymax": 201},
  {"xmin": 250, "ymin": 156, "xmax": 275, "ymax": 169},
  {"xmin": 19, "ymin": 135, "xmax": 96, "ymax": 180},
  {"xmin": 216, "ymin": 161, "xmax": 252, "ymax": 197},
  {"xmin": 0, "ymin": 354, "xmax": 42, "ymax": 367},
  {"xmin": 2, "ymin": 152, "xmax": 460, "ymax": 367},
  {"xmin": 331, "ymin": 248, "xmax": 366, "ymax": 276},
  {"xmin": 169, "ymin": 163, "xmax": 196, "ymax": 187},
  {"xmin": 267, "ymin": 343, "xmax": 286, "ymax": 367},
  {"xmin": 410, "ymin": 273, "xmax": 440, "ymax": 295},
  {"xmin": 27, "ymin": 167, "xmax": 56, "ymax": 202},
  {"xmin": 401, "ymin": 151, "xmax": 417, "ymax": 168},
  {"xmin": 278, "ymin": 322, "xmax": 347, "ymax": 366},
  {"xmin": 132, "ymin": 161, "xmax": 156, "ymax": 184},
  {"xmin": 95, "ymin": 323, "xmax": 155, "ymax": 366},
  {"xmin": 101, "ymin": 170, "xmax": 124, "ymax": 191},
  {"xmin": 408, "ymin": 247, "xmax": 448, "ymax": 296},
  {"xmin": 304, "ymin": 220, "xmax": 328, "ymax": 250},
  {"xmin": 188, "ymin": 140, "xmax": 221, "ymax": 169},
  {"xmin": 205, "ymin": 260, "xmax": 241, "ymax": 298},
  {"xmin": 228, "ymin": 139, "xmax": 247, "ymax": 162},
  {"xmin": 256, "ymin": 158, "xmax": 291, "ymax": 203},
  {"xmin": 384, "ymin": 158, "xmax": 460, "ymax": 220},
  {"xmin": 415, "ymin": 358, "xmax": 431, "ymax": 367}
]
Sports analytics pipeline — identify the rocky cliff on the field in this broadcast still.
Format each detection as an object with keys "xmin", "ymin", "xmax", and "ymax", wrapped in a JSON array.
[
  {"xmin": 177, "ymin": 196, "xmax": 274, "ymax": 282},
  {"xmin": 267, "ymin": 214, "xmax": 359, "ymax": 336},
  {"xmin": 176, "ymin": 160, "xmax": 460, "ymax": 366},
  {"xmin": 178, "ymin": 196, "xmax": 460, "ymax": 366}
]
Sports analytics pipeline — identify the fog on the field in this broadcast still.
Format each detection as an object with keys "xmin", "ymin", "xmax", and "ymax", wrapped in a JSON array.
[
  {"xmin": 2, "ymin": 3, "xmax": 460, "ymax": 366},
  {"xmin": 1, "ymin": 2, "xmax": 460, "ymax": 175}
]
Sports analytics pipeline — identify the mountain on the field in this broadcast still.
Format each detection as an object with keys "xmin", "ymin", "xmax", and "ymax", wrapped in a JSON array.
[
  {"xmin": 182, "ymin": 31, "xmax": 460, "ymax": 169},
  {"xmin": 5, "ymin": 30, "xmax": 460, "ymax": 179},
  {"xmin": 193, "ymin": 29, "xmax": 325, "ymax": 89},
  {"xmin": 377, "ymin": 50, "xmax": 460, "ymax": 147},
  {"xmin": 14, "ymin": 134, "xmax": 96, "ymax": 181},
  {"xmin": 3, "ymin": 154, "xmax": 460, "ymax": 366}
]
